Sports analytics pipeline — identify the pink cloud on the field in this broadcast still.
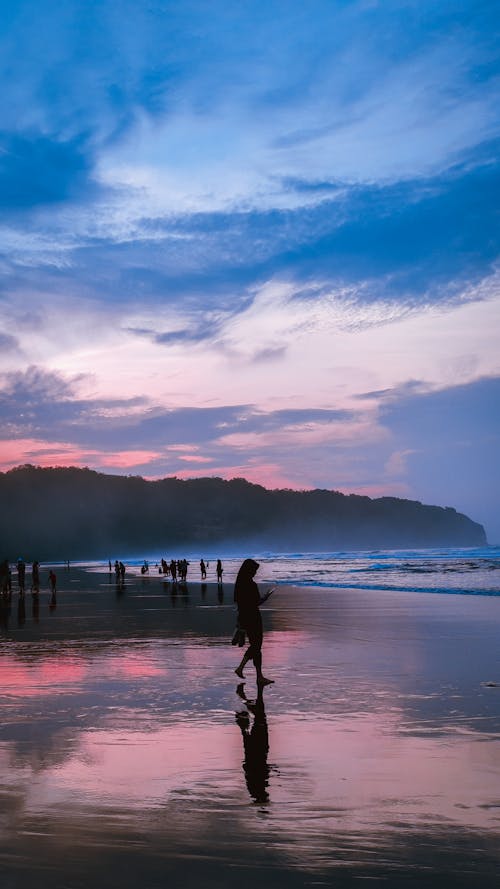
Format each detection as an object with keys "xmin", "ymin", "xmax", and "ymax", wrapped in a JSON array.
[
  {"xmin": 0, "ymin": 439, "xmax": 161, "ymax": 472},
  {"xmin": 338, "ymin": 482, "xmax": 412, "ymax": 498},
  {"xmin": 172, "ymin": 462, "xmax": 305, "ymax": 490},
  {"xmin": 98, "ymin": 450, "xmax": 162, "ymax": 468},
  {"xmin": 0, "ymin": 439, "xmax": 91, "ymax": 470},
  {"xmin": 177, "ymin": 455, "xmax": 213, "ymax": 464}
]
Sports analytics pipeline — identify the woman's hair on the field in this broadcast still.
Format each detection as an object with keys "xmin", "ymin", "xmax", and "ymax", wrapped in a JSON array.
[{"xmin": 234, "ymin": 558, "xmax": 259, "ymax": 601}]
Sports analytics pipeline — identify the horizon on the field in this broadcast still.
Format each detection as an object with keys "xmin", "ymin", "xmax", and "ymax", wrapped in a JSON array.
[{"xmin": 1, "ymin": 2, "xmax": 499, "ymax": 541}]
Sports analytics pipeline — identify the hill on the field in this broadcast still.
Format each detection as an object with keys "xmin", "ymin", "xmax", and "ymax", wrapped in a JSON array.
[{"xmin": 0, "ymin": 465, "xmax": 487, "ymax": 560}]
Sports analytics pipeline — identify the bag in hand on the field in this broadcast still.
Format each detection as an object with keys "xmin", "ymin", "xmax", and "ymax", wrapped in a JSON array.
[{"xmin": 231, "ymin": 627, "xmax": 246, "ymax": 647}]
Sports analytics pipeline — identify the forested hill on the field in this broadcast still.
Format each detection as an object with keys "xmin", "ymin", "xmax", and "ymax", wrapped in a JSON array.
[{"xmin": 0, "ymin": 465, "xmax": 487, "ymax": 560}]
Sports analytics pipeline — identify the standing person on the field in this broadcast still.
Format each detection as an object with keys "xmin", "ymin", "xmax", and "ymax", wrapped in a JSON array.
[
  {"xmin": 234, "ymin": 558, "xmax": 274, "ymax": 686},
  {"xmin": 31, "ymin": 561, "xmax": 40, "ymax": 593},
  {"xmin": 216, "ymin": 559, "xmax": 223, "ymax": 585},
  {"xmin": 48, "ymin": 570, "xmax": 57, "ymax": 594},
  {"xmin": 17, "ymin": 559, "xmax": 26, "ymax": 594},
  {"xmin": 200, "ymin": 558, "xmax": 207, "ymax": 579}
]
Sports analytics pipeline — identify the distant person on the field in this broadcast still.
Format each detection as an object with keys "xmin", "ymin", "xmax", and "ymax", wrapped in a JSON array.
[
  {"xmin": 216, "ymin": 559, "xmax": 223, "ymax": 585},
  {"xmin": 48, "ymin": 570, "xmax": 57, "ymax": 594},
  {"xmin": 31, "ymin": 561, "xmax": 40, "ymax": 594},
  {"xmin": 233, "ymin": 558, "xmax": 274, "ymax": 686},
  {"xmin": 200, "ymin": 558, "xmax": 207, "ymax": 579},
  {"xmin": 179, "ymin": 559, "xmax": 188, "ymax": 582},
  {"xmin": 17, "ymin": 559, "xmax": 26, "ymax": 594}
]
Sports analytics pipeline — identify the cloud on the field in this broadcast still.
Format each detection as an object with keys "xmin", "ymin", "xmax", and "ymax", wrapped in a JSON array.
[
  {"xmin": 0, "ymin": 332, "xmax": 19, "ymax": 353},
  {"xmin": 0, "ymin": 366, "xmax": 146, "ymax": 439},
  {"xmin": 378, "ymin": 375, "xmax": 500, "ymax": 539},
  {"xmin": 0, "ymin": 131, "xmax": 96, "ymax": 210}
]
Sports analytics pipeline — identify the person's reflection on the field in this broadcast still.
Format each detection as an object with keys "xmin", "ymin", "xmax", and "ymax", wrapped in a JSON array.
[
  {"xmin": 217, "ymin": 583, "xmax": 224, "ymax": 604},
  {"xmin": 0, "ymin": 596, "xmax": 10, "ymax": 631},
  {"xmin": 235, "ymin": 683, "xmax": 270, "ymax": 804},
  {"xmin": 32, "ymin": 594, "xmax": 40, "ymax": 623},
  {"xmin": 17, "ymin": 594, "xmax": 26, "ymax": 626},
  {"xmin": 49, "ymin": 590, "xmax": 57, "ymax": 612},
  {"xmin": 201, "ymin": 582, "xmax": 207, "ymax": 600},
  {"xmin": 178, "ymin": 580, "xmax": 189, "ymax": 608}
]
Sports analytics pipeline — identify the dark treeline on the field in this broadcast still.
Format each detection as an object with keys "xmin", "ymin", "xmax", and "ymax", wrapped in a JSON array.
[{"xmin": 0, "ymin": 465, "xmax": 487, "ymax": 560}]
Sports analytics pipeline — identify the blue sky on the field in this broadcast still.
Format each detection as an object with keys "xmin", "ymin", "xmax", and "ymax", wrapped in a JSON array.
[{"xmin": 1, "ymin": 0, "xmax": 499, "ymax": 541}]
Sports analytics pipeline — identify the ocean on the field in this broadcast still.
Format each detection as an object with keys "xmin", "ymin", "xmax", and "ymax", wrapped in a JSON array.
[{"xmin": 76, "ymin": 545, "xmax": 500, "ymax": 596}]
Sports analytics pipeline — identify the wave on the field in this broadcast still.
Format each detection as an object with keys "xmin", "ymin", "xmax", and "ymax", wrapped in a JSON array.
[
  {"xmin": 349, "ymin": 560, "xmax": 500, "ymax": 575},
  {"xmin": 271, "ymin": 579, "xmax": 500, "ymax": 597}
]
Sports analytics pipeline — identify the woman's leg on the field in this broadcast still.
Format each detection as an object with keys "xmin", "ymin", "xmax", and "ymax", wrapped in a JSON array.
[
  {"xmin": 236, "ymin": 622, "xmax": 273, "ymax": 684},
  {"xmin": 235, "ymin": 622, "xmax": 261, "ymax": 678},
  {"xmin": 235, "ymin": 645, "xmax": 253, "ymax": 678}
]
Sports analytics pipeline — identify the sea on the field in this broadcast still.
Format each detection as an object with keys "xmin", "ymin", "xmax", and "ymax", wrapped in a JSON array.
[{"xmin": 73, "ymin": 544, "xmax": 500, "ymax": 596}]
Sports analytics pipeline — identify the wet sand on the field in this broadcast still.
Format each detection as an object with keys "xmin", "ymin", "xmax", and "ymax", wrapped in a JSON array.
[{"xmin": 1, "ymin": 568, "xmax": 500, "ymax": 887}]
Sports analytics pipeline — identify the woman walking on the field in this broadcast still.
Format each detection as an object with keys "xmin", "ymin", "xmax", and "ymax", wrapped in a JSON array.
[{"xmin": 234, "ymin": 558, "xmax": 274, "ymax": 686}]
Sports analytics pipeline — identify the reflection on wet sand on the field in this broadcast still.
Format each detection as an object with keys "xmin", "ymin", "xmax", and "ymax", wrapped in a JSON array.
[
  {"xmin": 236, "ymin": 683, "xmax": 270, "ymax": 804},
  {"xmin": 0, "ymin": 570, "xmax": 499, "ymax": 887}
]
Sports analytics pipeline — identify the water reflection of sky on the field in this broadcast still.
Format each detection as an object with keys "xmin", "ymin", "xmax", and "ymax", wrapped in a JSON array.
[{"xmin": 1, "ymin": 572, "xmax": 499, "ymax": 886}]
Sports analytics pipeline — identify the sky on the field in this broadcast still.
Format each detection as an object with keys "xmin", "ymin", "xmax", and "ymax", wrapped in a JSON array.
[{"xmin": 1, "ymin": 0, "xmax": 499, "ymax": 541}]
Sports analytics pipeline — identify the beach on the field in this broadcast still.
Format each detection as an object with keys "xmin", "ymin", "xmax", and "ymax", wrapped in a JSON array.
[{"xmin": 1, "ymin": 567, "xmax": 500, "ymax": 887}]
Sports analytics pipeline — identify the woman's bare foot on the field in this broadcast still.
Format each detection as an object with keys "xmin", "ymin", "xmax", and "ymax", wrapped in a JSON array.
[
  {"xmin": 257, "ymin": 676, "xmax": 274, "ymax": 686},
  {"xmin": 235, "ymin": 667, "xmax": 245, "ymax": 678}
]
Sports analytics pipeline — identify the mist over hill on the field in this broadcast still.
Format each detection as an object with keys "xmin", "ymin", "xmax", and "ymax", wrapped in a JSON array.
[{"xmin": 0, "ymin": 465, "xmax": 487, "ymax": 561}]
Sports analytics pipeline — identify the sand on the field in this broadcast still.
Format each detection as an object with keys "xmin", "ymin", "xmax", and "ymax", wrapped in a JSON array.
[{"xmin": 1, "ymin": 568, "xmax": 499, "ymax": 887}]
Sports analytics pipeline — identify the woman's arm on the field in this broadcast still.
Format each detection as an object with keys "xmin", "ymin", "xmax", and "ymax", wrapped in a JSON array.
[{"xmin": 259, "ymin": 587, "xmax": 275, "ymax": 605}]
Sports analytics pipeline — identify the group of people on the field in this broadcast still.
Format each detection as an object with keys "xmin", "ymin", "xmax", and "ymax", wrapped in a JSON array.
[
  {"xmin": 114, "ymin": 556, "xmax": 225, "ymax": 584},
  {"xmin": 161, "ymin": 558, "xmax": 190, "ymax": 581},
  {"xmin": 200, "ymin": 558, "xmax": 224, "ymax": 584},
  {"xmin": 112, "ymin": 560, "xmax": 126, "ymax": 582},
  {"xmin": 0, "ymin": 558, "xmax": 56, "ymax": 598}
]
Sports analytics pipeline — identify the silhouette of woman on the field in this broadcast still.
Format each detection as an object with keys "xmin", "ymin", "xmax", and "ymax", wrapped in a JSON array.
[
  {"xmin": 235, "ymin": 683, "xmax": 270, "ymax": 803},
  {"xmin": 234, "ymin": 558, "xmax": 273, "ymax": 685}
]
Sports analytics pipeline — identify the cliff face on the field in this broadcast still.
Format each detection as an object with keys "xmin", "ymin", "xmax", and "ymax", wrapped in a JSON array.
[{"xmin": 0, "ymin": 465, "xmax": 487, "ymax": 560}]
